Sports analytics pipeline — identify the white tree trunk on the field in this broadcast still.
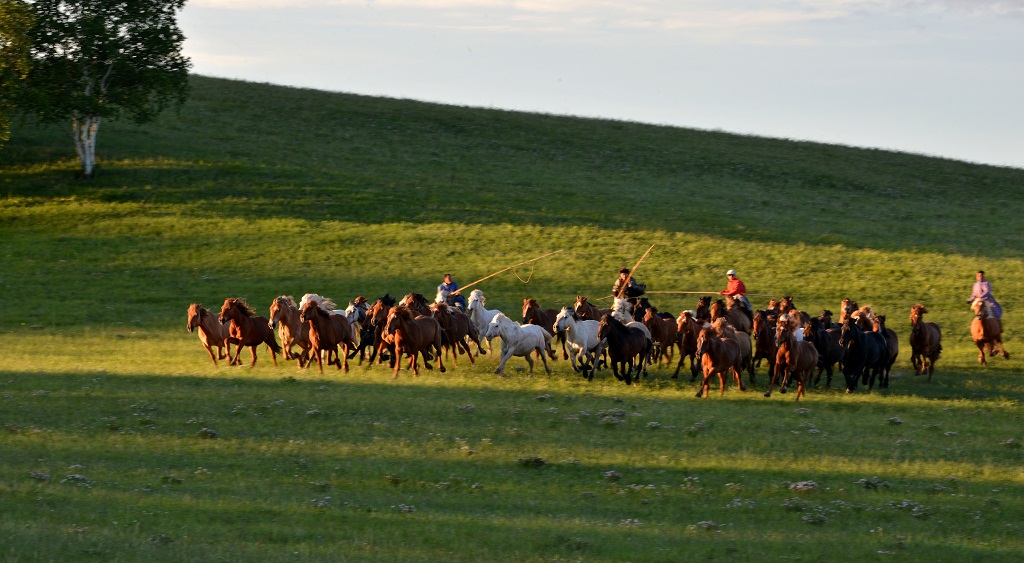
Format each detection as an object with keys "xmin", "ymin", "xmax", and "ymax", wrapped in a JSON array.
[{"xmin": 71, "ymin": 113, "xmax": 101, "ymax": 177}]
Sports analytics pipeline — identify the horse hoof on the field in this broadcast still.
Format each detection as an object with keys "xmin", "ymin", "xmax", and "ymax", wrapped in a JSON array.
[{"xmin": 763, "ymin": 392, "xmax": 771, "ymax": 398}]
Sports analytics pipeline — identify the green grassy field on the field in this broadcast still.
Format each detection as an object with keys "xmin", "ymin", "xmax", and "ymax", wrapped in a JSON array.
[{"xmin": 1, "ymin": 75, "xmax": 1023, "ymax": 561}]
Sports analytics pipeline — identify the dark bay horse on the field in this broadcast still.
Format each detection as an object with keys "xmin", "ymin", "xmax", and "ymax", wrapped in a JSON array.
[
  {"xmin": 909, "ymin": 304, "xmax": 942, "ymax": 379},
  {"xmin": 694, "ymin": 296, "xmax": 712, "ymax": 324},
  {"xmin": 399, "ymin": 293, "xmax": 432, "ymax": 317},
  {"xmin": 804, "ymin": 316, "xmax": 843, "ymax": 388},
  {"xmin": 187, "ymin": 303, "xmax": 232, "ymax": 366},
  {"xmin": 710, "ymin": 299, "xmax": 751, "ymax": 335},
  {"xmin": 694, "ymin": 326, "xmax": 744, "ymax": 398},
  {"xmin": 385, "ymin": 305, "xmax": 446, "ymax": 379},
  {"xmin": 598, "ymin": 314, "xmax": 651, "ymax": 385},
  {"xmin": 522, "ymin": 298, "xmax": 565, "ymax": 360},
  {"xmin": 430, "ymin": 301, "xmax": 485, "ymax": 365},
  {"xmin": 270, "ymin": 296, "xmax": 311, "ymax": 366},
  {"xmin": 219, "ymin": 298, "xmax": 282, "ymax": 367},
  {"xmin": 970, "ymin": 298, "xmax": 1008, "ymax": 366},
  {"xmin": 643, "ymin": 307, "xmax": 678, "ymax": 367},
  {"xmin": 673, "ymin": 310, "xmax": 703, "ymax": 381},
  {"xmin": 767, "ymin": 319, "xmax": 818, "ymax": 400},
  {"xmin": 840, "ymin": 316, "xmax": 887, "ymax": 392},
  {"xmin": 751, "ymin": 310, "xmax": 777, "ymax": 382},
  {"xmin": 873, "ymin": 315, "xmax": 898, "ymax": 388},
  {"xmin": 364, "ymin": 294, "xmax": 397, "ymax": 367},
  {"xmin": 573, "ymin": 295, "xmax": 609, "ymax": 321},
  {"xmin": 300, "ymin": 299, "xmax": 356, "ymax": 374}
]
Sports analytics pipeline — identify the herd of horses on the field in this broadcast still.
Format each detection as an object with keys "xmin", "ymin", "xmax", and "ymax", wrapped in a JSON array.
[{"xmin": 186, "ymin": 289, "xmax": 1009, "ymax": 400}]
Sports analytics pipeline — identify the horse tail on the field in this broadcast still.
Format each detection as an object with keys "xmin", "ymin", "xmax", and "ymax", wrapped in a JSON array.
[{"xmin": 267, "ymin": 335, "xmax": 283, "ymax": 354}]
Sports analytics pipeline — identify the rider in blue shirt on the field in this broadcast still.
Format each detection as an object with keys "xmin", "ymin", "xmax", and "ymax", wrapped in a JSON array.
[{"xmin": 438, "ymin": 274, "xmax": 467, "ymax": 312}]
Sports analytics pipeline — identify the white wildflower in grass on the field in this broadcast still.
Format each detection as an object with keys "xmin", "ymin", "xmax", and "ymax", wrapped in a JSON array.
[
  {"xmin": 794, "ymin": 407, "xmax": 812, "ymax": 415},
  {"xmin": 1001, "ymin": 438, "xmax": 1021, "ymax": 448},
  {"xmin": 603, "ymin": 470, "xmax": 622, "ymax": 482},
  {"xmin": 458, "ymin": 404, "xmax": 475, "ymax": 411},
  {"xmin": 311, "ymin": 496, "xmax": 331, "ymax": 508},
  {"xmin": 535, "ymin": 394, "xmax": 552, "ymax": 401},
  {"xmin": 646, "ymin": 421, "xmax": 661, "ymax": 429},
  {"xmin": 725, "ymin": 498, "xmax": 756, "ymax": 509},
  {"xmin": 887, "ymin": 417, "xmax": 903, "ymax": 425},
  {"xmin": 789, "ymin": 481, "xmax": 819, "ymax": 492},
  {"xmin": 690, "ymin": 521, "xmax": 720, "ymax": 531},
  {"xmin": 61, "ymin": 474, "xmax": 91, "ymax": 487},
  {"xmin": 196, "ymin": 428, "xmax": 219, "ymax": 439},
  {"xmin": 305, "ymin": 409, "xmax": 323, "ymax": 417},
  {"xmin": 393, "ymin": 504, "xmax": 415, "ymax": 513},
  {"xmin": 944, "ymin": 431, "xmax": 958, "ymax": 436},
  {"xmin": 619, "ymin": 518, "xmax": 642, "ymax": 527}
]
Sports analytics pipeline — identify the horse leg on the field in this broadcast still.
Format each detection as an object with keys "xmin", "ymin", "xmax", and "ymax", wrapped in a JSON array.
[
  {"xmin": 525, "ymin": 351, "xmax": 536, "ymax": 374},
  {"xmin": 495, "ymin": 349, "xmax": 512, "ymax": 375},
  {"xmin": 248, "ymin": 345, "xmax": 259, "ymax": 367},
  {"xmin": 718, "ymin": 371, "xmax": 727, "ymax": 396},
  {"xmin": 203, "ymin": 343, "xmax": 218, "ymax": 366},
  {"xmin": 340, "ymin": 343, "xmax": 350, "ymax": 372},
  {"xmin": 734, "ymin": 365, "xmax": 746, "ymax": 392},
  {"xmin": 392, "ymin": 350, "xmax": 403, "ymax": 379}
]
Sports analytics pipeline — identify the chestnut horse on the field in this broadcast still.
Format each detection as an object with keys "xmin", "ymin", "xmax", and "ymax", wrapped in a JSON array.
[
  {"xmin": 399, "ymin": 293, "xmax": 432, "ymax": 317},
  {"xmin": 385, "ymin": 305, "xmax": 446, "ymax": 378},
  {"xmin": 269, "ymin": 296, "xmax": 311, "ymax": 366},
  {"xmin": 909, "ymin": 304, "xmax": 942, "ymax": 379},
  {"xmin": 710, "ymin": 299, "xmax": 751, "ymax": 335},
  {"xmin": 710, "ymin": 318, "xmax": 753, "ymax": 384},
  {"xmin": 970, "ymin": 298, "xmax": 1008, "ymax": 365},
  {"xmin": 673, "ymin": 310, "xmax": 703, "ymax": 381},
  {"xmin": 598, "ymin": 314, "xmax": 651, "ymax": 385},
  {"xmin": 766, "ymin": 319, "xmax": 818, "ymax": 400},
  {"xmin": 300, "ymin": 299, "xmax": 356, "ymax": 374},
  {"xmin": 573, "ymin": 295, "xmax": 609, "ymax": 321},
  {"xmin": 522, "ymin": 298, "xmax": 565, "ymax": 360},
  {"xmin": 694, "ymin": 326, "xmax": 745, "ymax": 398},
  {"xmin": 219, "ymin": 298, "xmax": 282, "ymax": 367},
  {"xmin": 643, "ymin": 306, "xmax": 678, "ymax": 367},
  {"xmin": 838, "ymin": 298, "xmax": 858, "ymax": 326},
  {"xmin": 187, "ymin": 303, "xmax": 232, "ymax": 366}
]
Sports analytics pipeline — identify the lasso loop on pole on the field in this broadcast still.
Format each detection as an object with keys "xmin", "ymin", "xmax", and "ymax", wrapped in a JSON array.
[{"xmin": 513, "ymin": 262, "xmax": 536, "ymax": 283}]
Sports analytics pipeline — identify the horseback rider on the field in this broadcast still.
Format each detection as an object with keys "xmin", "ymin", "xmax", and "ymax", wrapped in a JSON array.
[
  {"xmin": 613, "ymin": 267, "xmax": 646, "ymax": 306},
  {"xmin": 968, "ymin": 270, "xmax": 1002, "ymax": 327},
  {"xmin": 720, "ymin": 269, "xmax": 752, "ymax": 314},
  {"xmin": 437, "ymin": 273, "xmax": 467, "ymax": 312}
]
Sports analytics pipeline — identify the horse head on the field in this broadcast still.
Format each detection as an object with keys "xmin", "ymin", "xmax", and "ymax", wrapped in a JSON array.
[
  {"xmin": 299, "ymin": 299, "xmax": 321, "ymax": 323},
  {"xmin": 187, "ymin": 303, "xmax": 203, "ymax": 332},
  {"xmin": 385, "ymin": 305, "xmax": 414, "ymax": 335},
  {"xmin": 220, "ymin": 298, "xmax": 253, "ymax": 324},
  {"xmin": 270, "ymin": 296, "xmax": 296, "ymax": 328},
  {"xmin": 971, "ymin": 297, "xmax": 992, "ymax": 318}
]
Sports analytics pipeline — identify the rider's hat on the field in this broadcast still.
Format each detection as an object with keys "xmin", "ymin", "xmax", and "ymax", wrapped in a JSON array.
[
  {"xmin": 726, "ymin": 269, "xmax": 737, "ymax": 276},
  {"xmin": 620, "ymin": 267, "xmax": 630, "ymax": 274}
]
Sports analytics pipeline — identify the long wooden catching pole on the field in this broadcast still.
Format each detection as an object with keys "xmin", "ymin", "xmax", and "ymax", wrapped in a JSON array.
[
  {"xmin": 645, "ymin": 290, "xmax": 778, "ymax": 297},
  {"xmin": 616, "ymin": 244, "xmax": 656, "ymax": 299},
  {"xmin": 452, "ymin": 249, "xmax": 564, "ymax": 295}
]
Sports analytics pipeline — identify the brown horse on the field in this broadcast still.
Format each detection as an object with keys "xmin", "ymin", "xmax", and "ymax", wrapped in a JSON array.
[
  {"xmin": 399, "ymin": 293, "xmax": 432, "ymax": 317},
  {"xmin": 751, "ymin": 310, "xmax": 777, "ymax": 382},
  {"xmin": 971, "ymin": 298, "xmax": 1009, "ymax": 365},
  {"xmin": 766, "ymin": 319, "xmax": 818, "ymax": 400},
  {"xmin": 187, "ymin": 303, "xmax": 233, "ymax": 366},
  {"xmin": 365, "ymin": 294, "xmax": 397, "ymax": 367},
  {"xmin": 385, "ymin": 305, "xmax": 446, "ymax": 378},
  {"xmin": 643, "ymin": 307, "xmax": 678, "ymax": 367},
  {"xmin": 430, "ymin": 301, "xmax": 485, "ymax": 365},
  {"xmin": 673, "ymin": 310, "xmax": 703, "ymax": 381},
  {"xmin": 873, "ymin": 315, "xmax": 898, "ymax": 388},
  {"xmin": 300, "ymin": 299, "xmax": 356, "ymax": 374},
  {"xmin": 694, "ymin": 296, "xmax": 712, "ymax": 324},
  {"xmin": 522, "ymin": 298, "xmax": 564, "ymax": 360},
  {"xmin": 219, "ymin": 298, "xmax": 282, "ymax": 367},
  {"xmin": 694, "ymin": 326, "xmax": 744, "ymax": 398},
  {"xmin": 573, "ymin": 295, "xmax": 609, "ymax": 321},
  {"xmin": 269, "ymin": 296, "xmax": 311, "ymax": 366},
  {"xmin": 908, "ymin": 304, "xmax": 942, "ymax": 379},
  {"xmin": 805, "ymin": 316, "xmax": 843, "ymax": 388},
  {"xmin": 838, "ymin": 298, "xmax": 858, "ymax": 325},
  {"xmin": 597, "ymin": 314, "xmax": 651, "ymax": 385},
  {"xmin": 711, "ymin": 318, "xmax": 753, "ymax": 383},
  {"xmin": 710, "ymin": 299, "xmax": 751, "ymax": 335}
]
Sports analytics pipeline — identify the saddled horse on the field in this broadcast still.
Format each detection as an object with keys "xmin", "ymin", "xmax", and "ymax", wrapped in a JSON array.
[
  {"xmin": 673, "ymin": 310, "xmax": 704, "ymax": 381},
  {"xmin": 554, "ymin": 307, "xmax": 603, "ymax": 380},
  {"xmin": 598, "ymin": 314, "xmax": 651, "ymax": 385},
  {"xmin": 873, "ymin": 315, "xmax": 898, "ymax": 388},
  {"xmin": 804, "ymin": 316, "xmax": 843, "ymax": 388},
  {"xmin": 485, "ymin": 313, "xmax": 552, "ymax": 376},
  {"xmin": 573, "ymin": 295, "xmax": 609, "ymax": 322},
  {"xmin": 909, "ymin": 304, "xmax": 942, "ymax": 379},
  {"xmin": 430, "ymin": 301, "xmax": 485, "ymax": 365},
  {"xmin": 187, "ymin": 303, "xmax": 233, "ymax": 366},
  {"xmin": 522, "ymin": 298, "xmax": 566, "ymax": 360},
  {"xmin": 694, "ymin": 326, "xmax": 745, "ymax": 398},
  {"xmin": 971, "ymin": 298, "xmax": 1008, "ymax": 366},
  {"xmin": 643, "ymin": 306, "xmax": 678, "ymax": 367},
  {"xmin": 467, "ymin": 289, "xmax": 502, "ymax": 353},
  {"xmin": 219, "ymin": 298, "xmax": 282, "ymax": 367},
  {"xmin": 766, "ymin": 318, "xmax": 818, "ymax": 400},
  {"xmin": 385, "ymin": 305, "xmax": 446, "ymax": 378},
  {"xmin": 751, "ymin": 310, "xmax": 777, "ymax": 383},
  {"xmin": 300, "ymin": 298, "xmax": 356, "ymax": 374},
  {"xmin": 840, "ymin": 316, "xmax": 887, "ymax": 392},
  {"xmin": 269, "ymin": 296, "xmax": 311, "ymax": 366},
  {"xmin": 710, "ymin": 298, "xmax": 751, "ymax": 335}
]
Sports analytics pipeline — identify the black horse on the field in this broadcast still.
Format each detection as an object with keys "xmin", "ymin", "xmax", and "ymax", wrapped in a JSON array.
[
  {"xmin": 805, "ymin": 317, "xmax": 844, "ymax": 388},
  {"xmin": 839, "ymin": 317, "xmax": 888, "ymax": 393}
]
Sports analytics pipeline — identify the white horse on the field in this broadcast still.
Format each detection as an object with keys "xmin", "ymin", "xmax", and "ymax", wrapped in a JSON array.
[
  {"xmin": 554, "ymin": 307, "xmax": 605, "ymax": 379},
  {"xmin": 484, "ymin": 313, "xmax": 552, "ymax": 375},
  {"xmin": 467, "ymin": 289, "xmax": 502, "ymax": 352},
  {"xmin": 611, "ymin": 298, "xmax": 653, "ymax": 340}
]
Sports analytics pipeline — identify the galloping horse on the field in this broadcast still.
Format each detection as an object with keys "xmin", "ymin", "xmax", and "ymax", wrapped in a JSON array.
[
  {"xmin": 751, "ymin": 310, "xmax": 777, "ymax": 382},
  {"xmin": 970, "ymin": 298, "xmax": 1008, "ymax": 365},
  {"xmin": 597, "ymin": 314, "xmax": 651, "ymax": 385},
  {"xmin": 430, "ymin": 301, "xmax": 485, "ymax": 365},
  {"xmin": 804, "ymin": 316, "xmax": 843, "ymax": 388},
  {"xmin": 219, "ymin": 298, "xmax": 281, "ymax": 367},
  {"xmin": 643, "ymin": 306, "xmax": 678, "ymax": 367},
  {"xmin": 299, "ymin": 299, "xmax": 356, "ymax": 374},
  {"xmin": 399, "ymin": 293, "xmax": 432, "ymax": 317},
  {"xmin": 694, "ymin": 326, "xmax": 744, "ymax": 398},
  {"xmin": 522, "ymin": 298, "xmax": 566, "ymax": 360},
  {"xmin": 269, "ymin": 296, "xmax": 311, "ymax": 366},
  {"xmin": 694, "ymin": 296, "xmax": 712, "ymax": 324},
  {"xmin": 554, "ymin": 307, "xmax": 602, "ymax": 380},
  {"xmin": 909, "ymin": 304, "xmax": 942, "ymax": 379},
  {"xmin": 710, "ymin": 299, "xmax": 751, "ymax": 334},
  {"xmin": 767, "ymin": 317, "xmax": 818, "ymax": 400},
  {"xmin": 840, "ymin": 316, "xmax": 887, "ymax": 392},
  {"xmin": 467, "ymin": 289, "xmax": 502, "ymax": 353},
  {"xmin": 187, "ymin": 303, "xmax": 232, "ymax": 366},
  {"xmin": 385, "ymin": 305, "xmax": 446, "ymax": 378},
  {"xmin": 573, "ymin": 295, "xmax": 608, "ymax": 322},
  {"xmin": 710, "ymin": 318, "xmax": 753, "ymax": 384},
  {"xmin": 365, "ymin": 294, "xmax": 397, "ymax": 367},
  {"xmin": 485, "ymin": 313, "xmax": 552, "ymax": 376},
  {"xmin": 673, "ymin": 311, "xmax": 703, "ymax": 381},
  {"xmin": 838, "ymin": 298, "xmax": 858, "ymax": 326},
  {"xmin": 873, "ymin": 315, "xmax": 899, "ymax": 388}
]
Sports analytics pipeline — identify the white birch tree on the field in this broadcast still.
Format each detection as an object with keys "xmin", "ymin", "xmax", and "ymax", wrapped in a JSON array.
[{"xmin": 18, "ymin": 0, "xmax": 189, "ymax": 177}]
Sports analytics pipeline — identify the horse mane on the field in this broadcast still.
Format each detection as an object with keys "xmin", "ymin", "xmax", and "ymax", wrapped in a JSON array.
[
  {"xmin": 524, "ymin": 298, "xmax": 539, "ymax": 308},
  {"xmin": 276, "ymin": 295, "xmax": 297, "ymax": 308},
  {"xmin": 711, "ymin": 317, "xmax": 735, "ymax": 338},
  {"xmin": 972, "ymin": 298, "xmax": 993, "ymax": 317},
  {"xmin": 300, "ymin": 293, "xmax": 337, "ymax": 312},
  {"xmin": 228, "ymin": 298, "xmax": 255, "ymax": 316},
  {"xmin": 469, "ymin": 289, "xmax": 485, "ymax": 304},
  {"xmin": 435, "ymin": 290, "xmax": 448, "ymax": 304},
  {"xmin": 392, "ymin": 305, "xmax": 415, "ymax": 321},
  {"xmin": 379, "ymin": 293, "xmax": 396, "ymax": 307}
]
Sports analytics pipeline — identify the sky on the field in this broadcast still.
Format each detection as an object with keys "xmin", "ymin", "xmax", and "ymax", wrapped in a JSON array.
[{"xmin": 179, "ymin": 1, "xmax": 1024, "ymax": 169}]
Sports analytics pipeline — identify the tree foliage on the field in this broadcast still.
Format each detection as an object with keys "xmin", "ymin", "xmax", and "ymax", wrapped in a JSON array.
[
  {"xmin": 0, "ymin": 0, "xmax": 33, "ymax": 150},
  {"xmin": 18, "ymin": 0, "xmax": 190, "ymax": 175}
]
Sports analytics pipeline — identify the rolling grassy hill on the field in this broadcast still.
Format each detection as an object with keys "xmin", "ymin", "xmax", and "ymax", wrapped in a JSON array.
[{"xmin": 1, "ymin": 75, "xmax": 1023, "ymax": 561}]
